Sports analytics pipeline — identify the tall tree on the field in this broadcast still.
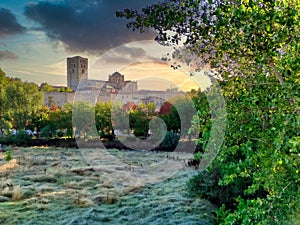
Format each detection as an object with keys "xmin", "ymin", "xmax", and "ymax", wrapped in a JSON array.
[
  {"xmin": 0, "ymin": 69, "xmax": 9, "ymax": 117},
  {"xmin": 118, "ymin": 1, "xmax": 300, "ymax": 224},
  {"xmin": 1, "ymin": 73, "xmax": 43, "ymax": 130}
]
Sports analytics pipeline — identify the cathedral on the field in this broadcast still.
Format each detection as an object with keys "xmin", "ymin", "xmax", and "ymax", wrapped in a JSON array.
[
  {"xmin": 66, "ymin": 56, "xmax": 137, "ymax": 94},
  {"xmin": 44, "ymin": 56, "xmax": 180, "ymax": 109}
]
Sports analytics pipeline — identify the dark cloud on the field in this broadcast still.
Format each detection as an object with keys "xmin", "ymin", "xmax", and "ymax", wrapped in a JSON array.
[
  {"xmin": 116, "ymin": 46, "xmax": 146, "ymax": 59},
  {"xmin": 99, "ymin": 45, "xmax": 157, "ymax": 65},
  {"xmin": 0, "ymin": 8, "xmax": 26, "ymax": 37},
  {"xmin": 0, "ymin": 50, "xmax": 18, "ymax": 60},
  {"xmin": 24, "ymin": 0, "xmax": 159, "ymax": 53}
]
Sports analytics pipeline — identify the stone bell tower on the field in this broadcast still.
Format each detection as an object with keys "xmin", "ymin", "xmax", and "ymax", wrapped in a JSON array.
[{"xmin": 67, "ymin": 56, "xmax": 88, "ymax": 91}]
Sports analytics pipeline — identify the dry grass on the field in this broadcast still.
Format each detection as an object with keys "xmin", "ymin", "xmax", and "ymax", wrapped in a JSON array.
[
  {"xmin": 28, "ymin": 175, "xmax": 57, "ymax": 183},
  {"xmin": 12, "ymin": 185, "xmax": 23, "ymax": 201},
  {"xmin": 75, "ymin": 196, "xmax": 94, "ymax": 207},
  {"xmin": 0, "ymin": 159, "xmax": 18, "ymax": 173},
  {"xmin": 74, "ymin": 190, "xmax": 94, "ymax": 207},
  {"xmin": 1, "ymin": 187, "xmax": 13, "ymax": 198}
]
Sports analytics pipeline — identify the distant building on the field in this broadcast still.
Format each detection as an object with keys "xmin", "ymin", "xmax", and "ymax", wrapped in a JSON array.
[
  {"xmin": 44, "ymin": 92, "xmax": 74, "ymax": 107},
  {"xmin": 67, "ymin": 56, "xmax": 88, "ymax": 91},
  {"xmin": 44, "ymin": 56, "xmax": 180, "ymax": 108},
  {"xmin": 66, "ymin": 56, "xmax": 137, "ymax": 94},
  {"xmin": 105, "ymin": 72, "xmax": 137, "ymax": 94}
]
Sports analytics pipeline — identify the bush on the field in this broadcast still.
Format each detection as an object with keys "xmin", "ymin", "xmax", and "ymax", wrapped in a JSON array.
[
  {"xmin": 187, "ymin": 165, "xmax": 257, "ymax": 209},
  {"xmin": 40, "ymin": 125, "xmax": 52, "ymax": 139},
  {"xmin": 160, "ymin": 131, "xmax": 180, "ymax": 148},
  {"xmin": 0, "ymin": 136, "xmax": 12, "ymax": 145},
  {"xmin": 5, "ymin": 151, "xmax": 12, "ymax": 161},
  {"xmin": 133, "ymin": 128, "xmax": 148, "ymax": 138},
  {"xmin": 11, "ymin": 129, "xmax": 31, "ymax": 146}
]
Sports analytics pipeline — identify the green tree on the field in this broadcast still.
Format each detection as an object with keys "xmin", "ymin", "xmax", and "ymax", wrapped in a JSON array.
[
  {"xmin": 95, "ymin": 102, "xmax": 113, "ymax": 137},
  {"xmin": 4, "ymin": 78, "xmax": 43, "ymax": 131},
  {"xmin": 190, "ymin": 89, "xmax": 210, "ymax": 148},
  {"xmin": 0, "ymin": 68, "xmax": 9, "ymax": 117},
  {"xmin": 138, "ymin": 102, "xmax": 156, "ymax": 117},
  {"xmin": 72, "ymin": 102, "xmax": 97, "ymax": 140},
  {"xmin": 0, "ymin": 118, "xmax": 12, "ymax": 136},
  {"xmin": 111, "ymin": 102, "xmax": 130, "ymax": 135},
  {"xmin": 129, "ymin": 109, "xmax": 148, "ymax": 137},
  {"xmin": 118, "ymin": 1, "xmax": 300, "ymax": 224},
  {"xmin": 29, "ymin": 105, "xmax": 50, "ymax": 139},
  {"xmin": 40, "ymin": 82, "xmax": 55, "ymax": 92},
  {"xmin": 129, "ymin": 103, "xmax": 157, "ymax": 138},
  {"xmin": 46, "ymin": 104, "xmax": 73, "ymax": 138}
]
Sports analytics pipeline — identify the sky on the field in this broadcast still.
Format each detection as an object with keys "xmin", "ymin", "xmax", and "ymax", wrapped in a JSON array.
[{"xmin": 0, "ymin": 0, "xmax": 209, "ymax": 91}]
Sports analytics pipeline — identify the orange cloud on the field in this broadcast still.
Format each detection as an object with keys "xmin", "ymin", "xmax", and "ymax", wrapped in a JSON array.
[{"xmin": 119, "ymin": 61, "xmax": 210, "ymax": 91}]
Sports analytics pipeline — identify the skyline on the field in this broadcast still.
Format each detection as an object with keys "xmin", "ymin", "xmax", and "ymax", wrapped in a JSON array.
[{"xmin": 0, "ymin": 0, "xmax": 209, "ymax": 91}]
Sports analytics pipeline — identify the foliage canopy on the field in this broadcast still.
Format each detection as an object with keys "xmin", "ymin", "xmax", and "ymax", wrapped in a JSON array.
[{"xmin": 118, "ymin": 0, "xmax": 300, "ymax": 224}]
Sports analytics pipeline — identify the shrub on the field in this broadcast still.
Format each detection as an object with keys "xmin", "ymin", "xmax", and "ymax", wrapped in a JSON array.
[
  {"xmin": 40, "ymin": 125, "xmax": 52, "ymax": 139},
  {"xmin": 0, "ymin": 136, "xmax": 13, "ymax": 145},
  {"xmin": 11, "ymin": 129, "xmax": 31, "ymax": 146},
  {"xmin": 160, "ymin": 131, "xmax": 179, "ymax": 149},
  {"xmin": 187, "ymin": 165, "xmax": 258, "ymax": 209},
  {"xmin": 5, "ymin": 151, "xmax": 12, "ymax": 162}
]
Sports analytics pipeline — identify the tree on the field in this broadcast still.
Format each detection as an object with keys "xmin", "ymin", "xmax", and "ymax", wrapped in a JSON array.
[
  {"xmin": 40, "ymin": 82, "xmax": 55, "ymax": 92},
  {"xmin": 159, "ymin": 101, "xmax": 180, "ymax": 132},
  {"xmin": 0, "ymin": 68, "xmax": 9, "ymax": 117},
  {"xmin": 129, "ymin": 108, "xmax": 149, "ymax": 137},
  {"xmin": 118, "ymin": 1, "xmax": 300, "ymax": 224},
  {"xmin": 95, "ymin": 102, "xmax": 114, "ymax": 138},
  {"xmin": 0, "ymin": 118, "xmax": 12, "ymax": 136},
  {"xmin": 0, "ymin": 69, "xmax": 44, "ymax": 138},
  {"xmin": 72, "ymin": 102, "xmax": 97, "ymax": 140},
  {"xmin": 159, "ymin": 101, "xmax": 172, "ymax": 114},
  {"xmin": 3, "ymin": 77, "xmax": 43, "ymax": 130},
  {"xmin": 46, "ymin": 104, "xmax": 73, "ymax": 138},
  {"xmin": 111, "ymin": 102, "xmax": 130, "ymax": 135},
  {"xmin": 126, "ymin": 103, "xmax": 155, "ymax": 138},
  {"xmin": 29, "ymin": 105, "xmax": 50, "ymax": 139}
]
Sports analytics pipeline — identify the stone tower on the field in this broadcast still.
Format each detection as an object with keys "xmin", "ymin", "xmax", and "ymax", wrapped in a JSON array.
[{"xmin": 67, "ymin": 56, "xmax": 88, "ymax": 91}]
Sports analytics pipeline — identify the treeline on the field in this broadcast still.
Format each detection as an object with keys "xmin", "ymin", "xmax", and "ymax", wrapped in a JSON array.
[
  {"xmin": 40, "ymin": 82, "xmax": 72, "ymax": 93},
  {"xmin": 0, "ymin": 69, "xmax": 207, "ymax": 148}
]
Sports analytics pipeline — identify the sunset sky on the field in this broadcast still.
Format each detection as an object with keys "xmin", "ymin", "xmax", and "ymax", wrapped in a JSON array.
[{"xmin": 0, "ymin": 0, "xmax": 209, "ymax": 91}]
